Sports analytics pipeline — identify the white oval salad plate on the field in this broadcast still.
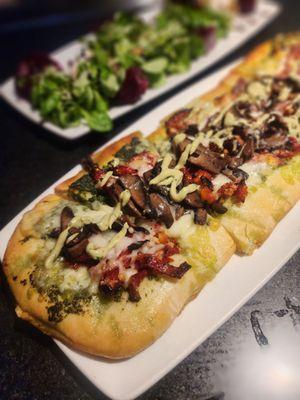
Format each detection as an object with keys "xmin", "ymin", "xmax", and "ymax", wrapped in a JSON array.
[{"xmin": 0, "ymin": 0, "xmax": 279, "ymax": 140}]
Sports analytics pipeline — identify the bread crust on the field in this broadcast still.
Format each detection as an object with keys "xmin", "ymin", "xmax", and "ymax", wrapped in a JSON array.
[{"xmin": 3, "ymin": 194, "xmax": 235, "ymax": 358}]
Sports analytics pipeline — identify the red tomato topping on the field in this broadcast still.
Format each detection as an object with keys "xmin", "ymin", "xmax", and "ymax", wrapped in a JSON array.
[
  {"xmin": 180, "ymin": 167, "xmax": 194, "ymax": 184},
  {"xmin": 162, "ymin": 243, "xmax": 180, "ymax": 263},
  {"xmin": 92, "ymin": 168, "xmax": 105, "ymax": 181},
  {"xmin": 114, "ymin": 165, "xmax": 138, "ymax": 175},
  {"xmin": 217, "ymin": 182, "xmax": 238, "ymax": 199},
  {"xmin": 193, "ymin": 169, "xmax": 213, "ymax": 185},
  {"xmin": 200, "ymin": 187, "xmax": 216, "ymax": 204},
  {"xmin": 234, "ymin": 183, "xmax": 248, "ymax": 203},
  {"xmin": 100, "ymin": 268, "xmax": 121, "ymax": 291}
]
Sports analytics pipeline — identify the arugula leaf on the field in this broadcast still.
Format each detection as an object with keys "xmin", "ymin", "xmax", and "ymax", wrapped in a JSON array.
[
  {"xmin": 81, "ymin": 110, "xmax": 112, "ymax": 132},
  {"xmin": 142, "ymin": 57, "xmax": 168, "ymax": 75},
  {"xmin": 26, "ymin": 4, "xmax": 231, "ymax": 134}
]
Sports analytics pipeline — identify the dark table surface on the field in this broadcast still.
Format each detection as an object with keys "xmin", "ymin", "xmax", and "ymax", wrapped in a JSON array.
[{"xmin": 1, "ymin": 1, "xmax": 300, "ymax": 399}]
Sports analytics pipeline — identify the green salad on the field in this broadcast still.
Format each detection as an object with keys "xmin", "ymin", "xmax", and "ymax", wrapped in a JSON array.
[{"xmin": 16, "ymin": 3, "xmax": 230, "ymax": 132}]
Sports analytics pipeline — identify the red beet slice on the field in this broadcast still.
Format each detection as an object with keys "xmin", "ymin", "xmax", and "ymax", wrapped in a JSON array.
[
  {"xmin": 238, "ymin": 0, "xmax": 257, "ymax": 13},
  {"xmin": 115, "ymin": 66, "xmax": 149, "ymax": 105},
  {"xmin": 15, "ymin": 52, "xmax": 61, "ymax": 98},
  {"xmin": 195, "ymin": 26, "xmax": 217, "ymax": 53}
]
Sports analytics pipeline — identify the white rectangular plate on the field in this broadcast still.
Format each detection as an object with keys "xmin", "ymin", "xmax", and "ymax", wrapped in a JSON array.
[
  {"xmin": 0, "ymin": 0, "xmax": 279, "ymax": 140},
  {"xmin": 1, "ymin": 57, "xmax": 300, "ymax": 400}
]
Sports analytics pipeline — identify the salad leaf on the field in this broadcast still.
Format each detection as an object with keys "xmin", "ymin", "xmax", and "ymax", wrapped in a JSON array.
[
  {"xmin": 81, "ymin": 110, "xmax": 112, "ymax": 132},
  {"xmin": 20, "ymin": 3, "xmax": 231, "ymax": 133}
]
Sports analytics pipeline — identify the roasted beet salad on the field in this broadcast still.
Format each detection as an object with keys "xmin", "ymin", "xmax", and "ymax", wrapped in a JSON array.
[{"xmin": 15, "ymin": 3, "xmax": 231, "ymax": 132}]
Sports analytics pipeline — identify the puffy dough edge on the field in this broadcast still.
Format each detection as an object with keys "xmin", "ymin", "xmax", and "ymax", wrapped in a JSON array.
[
  {"xmin": 55, "ymin": 131, "xmax": 143, "ymax": 198},
  {"xmin": 3, "ymin": 194, "xmax": 235, "ymax": 359},
  {"xmin": 219, "ymin": 158, "xmax": 300, "ymax": 254}
]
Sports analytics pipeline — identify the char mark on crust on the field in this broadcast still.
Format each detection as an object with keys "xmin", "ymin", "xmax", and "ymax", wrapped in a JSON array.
[{"xmin": 165, "ymin": 109, "xmax": 191, "ymax": 137}]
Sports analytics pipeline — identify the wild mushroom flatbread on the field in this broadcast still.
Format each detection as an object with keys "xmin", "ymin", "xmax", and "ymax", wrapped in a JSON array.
[{"xmin": 3, "ymin": 33, "xmax": 300, "ymax": 358}]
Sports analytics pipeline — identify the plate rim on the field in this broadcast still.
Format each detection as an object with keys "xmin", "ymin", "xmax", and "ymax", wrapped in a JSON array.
[{"xmin": 0, "ymin": 0, "xmax": 280, "ymax": 140}]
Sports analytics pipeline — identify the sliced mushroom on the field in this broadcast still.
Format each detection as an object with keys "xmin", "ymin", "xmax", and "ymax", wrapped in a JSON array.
[
  {"xmin": 103, "ymin": 176, "xmax": 120, "ymax": 204},
  {"xmin": 119, "ymin": 174, "xmax": 148, "ymax": 210},
  {"xmin": 104, "ymin": 178, "xmax": 143, "ymax": 218},
  {"xmin": 261, "ymin": 134, "xmax": 287, "ymax": 149},
  {"xmin": 149, "ymin": 193, "xmax": 174, "ymax": 228},
  {"xmin": 176, "ymin": 138, "xmax": 192, "ymax": 155},
  {"xmin": 149, "ymin": 184, "xmax": 170, "ymax": 199},
  {"xmin": 240, "ymin": 137, "xmax": 255, "ymax": 161},
  {"xmin": 183, "ymin": 191, "xmax": 203, "ymax": 209},
  {"xmin": 62, "ymin": 224, "xmax": 99, "ymax": 265},
  {"xmin": 228, "ymin": 156, "xmax": 244, "ymax": 169},
  {"xmin": 194, "ymin": 208, "xmax": 207, "ymax": 225},
  {"xmin": 262, "ymin": 115, "xmax": 288, "ymax": 138},
  {"xmin": 211, "ymin": 202, "xmax": 228, "ymax": 214},
  {"xmin": 60, "ymin": 206, "xmax": 74, "ymax": 231},
  {"xmin": 185, "ymin": 124, "xmax": 199, "ymax": 136},
  {"xmin": 189, "ymin": 146, "xmax": 228, "ymax": 174},
  {"xmin": 127, "ymin": 240, "xmax": 149, "ymax": 251},
  {"xmin": 175, "ymin": 205, "xmax": 185, "ymax": 220}
]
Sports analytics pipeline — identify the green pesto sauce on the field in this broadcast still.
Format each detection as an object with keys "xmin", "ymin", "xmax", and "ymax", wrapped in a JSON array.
[{"xmin": 108, "ymin": 314, "xmax": 123, "ymax": 338}]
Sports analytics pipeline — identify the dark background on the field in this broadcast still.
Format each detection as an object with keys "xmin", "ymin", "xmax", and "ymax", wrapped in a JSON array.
[{"xmin": 1, "ymin": 1, "xmax": 300, "ymax": 399}]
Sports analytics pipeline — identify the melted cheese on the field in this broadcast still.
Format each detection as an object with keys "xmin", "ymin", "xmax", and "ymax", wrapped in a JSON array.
[
  {"xmin": 173, "ymin": 133, "xmax": 186, "ymax": 145},
  {"xmin": 240, "ymin": 161, "xmax": 271, "ymax": 187},
  {"xmin": 99, "ymin": 171, "xmax": 113, "ymax": 187},
  {"xmin": 167, "ymin": 213, "xmax": 196, "ymax": 240},
  {"xmin": 247, "ymin": 81, "xmax": 270, "ymax": 101},
  {"xmin": 212, "ymin": 174, "xmax": 231, "ymax": 192},
  {"xmin": 119, "ymin": 189, "xmax": 131, "ymax": 206},
  {"xmin": 45, "ymin": 229, "xmax": 69, "ymax": 268},
  {"xmin": 59, "ymin": 267, "xmax": 92, "ymax": 292}
]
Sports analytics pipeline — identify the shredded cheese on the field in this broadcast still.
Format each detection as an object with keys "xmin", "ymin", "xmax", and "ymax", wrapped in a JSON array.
[
  {"xmin": 45, "ymin": 228, "xmax": 69, "ymax": 268},
  {"xmin": 99, "ymin": 171, "xmax": 113, "ymax": 187}
]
